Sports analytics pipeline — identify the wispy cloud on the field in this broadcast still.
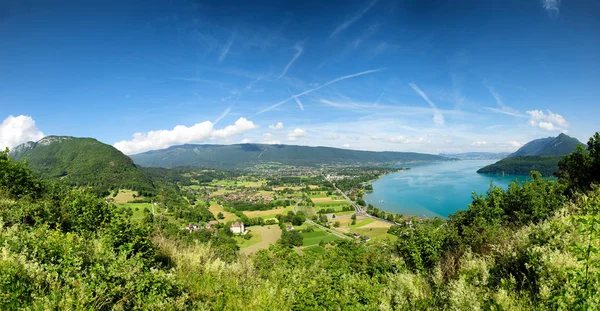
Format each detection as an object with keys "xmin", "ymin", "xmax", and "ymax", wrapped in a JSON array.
[
  {"xmin": 408, "ymin": 83, "xmax": 445, "ymax": 126},
  {"xmin": 279, "ymin": 42, "xmax": 304, "ymax": 79},
  {"xmin": 288, "ymin": 88, "xmax": 305, "ymax": 111},
  {"xmin": 484, "ymin": 87, "xmax": 524, "ymax": 117},
  {"xmin": 331, "ymin": 0, "xmax": 379, "ymax": 37},
  {"xmin": 543, "ymin": 0, "xmax": 560, "ymax": 17},
  {"xmin": 219, "ymin": 31, "xmax": 236, "ymax": 62},
  {"xmin": 255, "ymin": 68, "xmax": 385, "ymax": 115}
]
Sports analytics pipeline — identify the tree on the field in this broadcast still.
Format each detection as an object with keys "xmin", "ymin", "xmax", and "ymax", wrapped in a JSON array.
[
  {"xmin": 217, "ymin": 212, "xmax": 225, "ymax": 219},
  {"xmin": 279, "ymin": 230, "xmax": 303, "ymax": 248},
  {"xmin": 333, "ymin": 221, "xmax": 340, "ymax": 228}
]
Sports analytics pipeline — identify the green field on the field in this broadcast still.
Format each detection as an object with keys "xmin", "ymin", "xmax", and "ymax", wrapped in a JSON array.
[
  {"xmin": 350, "ymin": 218, "xmax": 375, "ymax": 228},
  {"xmin": 235, "ymin": 232, "xmax": 262, "ymax": 249},
  {"xmin": 300, "ymin": 228, "xmax": 340, "ymax": 246}
]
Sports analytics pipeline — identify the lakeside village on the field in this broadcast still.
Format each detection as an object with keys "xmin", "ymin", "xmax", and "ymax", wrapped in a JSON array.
[{"xmin": 105, "ymin": 165, "xmax": 425, "ymax": 254}]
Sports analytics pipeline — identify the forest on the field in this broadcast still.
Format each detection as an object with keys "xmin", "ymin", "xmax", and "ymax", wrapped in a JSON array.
[{"xmin": 0, "ymin": 132, "xmax": 599, "ymax": 310}]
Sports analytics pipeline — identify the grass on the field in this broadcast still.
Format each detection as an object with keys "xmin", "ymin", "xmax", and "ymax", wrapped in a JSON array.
[
  {"xmin": 350, "ymin": 218, "xmax": 375, "ymax": 228},
  {"xmin": 296, "ymin": 205, "xmax": 316, "ymax": 217},
  {"xmin": 300, "ymin": 227, "xmax": 340, "ymax": 246},
  {"xmin": 314, "ymin": 200, "xmax": 350, "ymax": 207},
  {"xmin": 351, "ymin": 227, "xmax": 393, "ymax": 241},
  {"xmin": 235, "ymin": 230, "xmax": 262, "ymax": 249}
]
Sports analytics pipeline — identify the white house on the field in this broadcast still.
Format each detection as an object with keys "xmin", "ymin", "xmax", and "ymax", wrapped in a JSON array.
[{"xmin": 230, "ymin": 222, "xmax": 245, "ymax": 235}]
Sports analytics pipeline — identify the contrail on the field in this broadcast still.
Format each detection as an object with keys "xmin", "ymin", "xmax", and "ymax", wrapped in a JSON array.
[
  {"xmin": 331, "ymin": 0, "xmax": 379, "ymax": 37},
  {"xmin": 288, "ymin": 87, "xmax": 304, "ymax": 111},
  {"xmin": 409, "ymin": 82, "xmax": 445, "ymax": 126},
  {"xmin": 255, "ymin": 68, "xmax": 384, "ymax": 115},
  {"xmin": 213, "ymin": 106, "xmax": 231, "ymax": 124},
  {"xmin": 279, "ymin": 43, "xmax": 304, "ymax": 79}
]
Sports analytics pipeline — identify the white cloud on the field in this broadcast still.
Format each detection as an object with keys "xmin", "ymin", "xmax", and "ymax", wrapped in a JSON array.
[
  {"xmin": 287, "ymin": 130, "xmax": 307, "ymax": 141},
  {"xmin": 387, "ymin": 136, "xmax": 426, "ymax": 144},
  {"xmin": 508, "ymin": 141, "xmax": 523, "ymax": 148},
  {"xmin": 287, "ymin": 128, "xmax": 307, "ymax": 141},
  {"xmin": 408, "ymin": 83, "xmax": 445, "ymax": 126},
  {"xmin": 0, "ymin": 115, "xmax": 45, "ymax": 149},
  {"xmin": 269, "ymin": 122, "xmax": 284, "ymax": 130},
  {"xmin": 211, "ymin": 118, "xmax": 259, "ymax": 138},
  {"xmin": 262, "ymin": 133, "xmax": 280, "ymax": 144},
  {"xmin": 342, "ymin": 143, "xmax": 351, "ymax": 148},
  {"xmin": 114, "ymin": 117, "xmax": 258, "ymax": 154},
  {"xmin": 241, "ymin": 138, "xmax": 251, "ymax": 144},
  {"xmin": 526, "ymin": 110, "xmax": 568, "ymax": 131},
  {"xmin": 471, "ymin": 141, "xmax": 487, "ymax": 147},
  {"xmin": 543, "ymin": 0, "xmax": 560, "ymax": 17}
]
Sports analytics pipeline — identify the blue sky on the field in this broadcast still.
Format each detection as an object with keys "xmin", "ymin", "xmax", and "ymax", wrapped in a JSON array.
[{"xmin": 0, "ymin": 0, "xmax": 599, "ymax": 154}]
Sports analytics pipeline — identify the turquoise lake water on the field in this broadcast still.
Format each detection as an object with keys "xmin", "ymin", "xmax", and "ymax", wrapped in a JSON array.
[{"xmin": 364, "ymin": 160, "xmax": 529, "ymax": 218}]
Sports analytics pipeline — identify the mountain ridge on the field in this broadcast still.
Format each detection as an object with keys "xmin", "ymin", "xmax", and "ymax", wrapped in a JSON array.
[{"xmin": 130, "ymin": 143, "xmax": 451, "ymax": 168}]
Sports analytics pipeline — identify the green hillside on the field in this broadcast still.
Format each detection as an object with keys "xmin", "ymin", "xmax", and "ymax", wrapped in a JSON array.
[
  {"xmin": 130, "ymin": 143, "xmax": 450, "ymax": 168},
  {"xmin": 10, "ymin": 136, "xmax": 154, "ymax": 192},
  {"xmin": 510, "ymin": 133, "xmax": 583, "ymax": 156},
  {"xmin": 477, "ymin": 155, "xmax": 562, "ymax": 176}
]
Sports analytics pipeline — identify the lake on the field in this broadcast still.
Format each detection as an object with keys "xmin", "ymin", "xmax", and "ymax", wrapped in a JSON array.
[{"xmin": 364, "ymin": 160, "xmax": 528, "ymax": 218}]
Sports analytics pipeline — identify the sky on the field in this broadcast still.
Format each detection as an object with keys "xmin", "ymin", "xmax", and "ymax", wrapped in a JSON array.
[{"xmin": 1, "ymin": 0, "xmax": 599, "ymax": 155}]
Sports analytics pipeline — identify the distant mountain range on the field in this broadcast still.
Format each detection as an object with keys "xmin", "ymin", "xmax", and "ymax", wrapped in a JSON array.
[
  {"xmin": 477, "ymin": 133, "xmax": 584, "ymax": 176},
  {"xmin": 10, "ymin": 136, "xmax": 154, "ymax": 192},
  {"xmin": 439, "ymin": 152, "xmax": 510, "ymax": 160},
  {"xmin": 130, "ymin": 143, "xmax": 451, "ymax": 168}
]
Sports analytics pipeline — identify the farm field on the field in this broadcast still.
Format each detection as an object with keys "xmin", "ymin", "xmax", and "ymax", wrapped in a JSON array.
[
  {"xmin": 111, "ymin": 189, "xmax": 140, "ymax": 204},
  {"xmin": 240, "ymin": 225, "xmax": 282, "ymax": 255},
  {"xmin": 244, "ymin": 206, "xmax": 294, "ymax": 219},
  {"xmin": 300, "ymin": 227, "xmax": 340, "ymax": 246},
  {"xmin": 208, "ymin": 204, "xmax": 238, "ymax": 223}
]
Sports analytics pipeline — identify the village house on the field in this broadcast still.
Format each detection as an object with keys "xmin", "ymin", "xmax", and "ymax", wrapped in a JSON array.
[
  {"xmin": 185, "ymin": 224, "xmax": 200, "ymax": 232},
  {"xmin": 230, "ymin": 221, "xmax": 246, "ymax": 235},
  {"xmin": 205, "ymin": 220, "xmax": 219, "ymax": 230}
]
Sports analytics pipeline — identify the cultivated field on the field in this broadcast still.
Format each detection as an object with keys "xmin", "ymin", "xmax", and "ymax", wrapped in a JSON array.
[{"xmin": 240, "ymin": 225, "xmax": 282, "ymax": 255}]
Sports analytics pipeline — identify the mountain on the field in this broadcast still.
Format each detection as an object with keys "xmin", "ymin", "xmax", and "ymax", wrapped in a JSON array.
[
  {"xmin": 509, "ymin": 133, "xmax": 583, "ymax": 157},
  {"xmin": 439, "ymin": 152, "xmax": 510, "ymax": 160},
  {"xmin": 477, "ymin": 134, "xmax": 584, "ymax": 176},
  {"xmin": 10, "ymin": 136, "xmax": 154, "ymax": 192},
  {"xmin": 130, "ymin": 143, "xmax": 451, "ymax": 168}
]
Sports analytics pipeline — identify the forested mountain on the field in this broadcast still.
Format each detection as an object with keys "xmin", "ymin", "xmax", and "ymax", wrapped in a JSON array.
[
  {"xmin": 478, "ymin": 133, "xmax": 584, "ymax": 176},
  {"xmin": 510, "ymin": 133, "xmax": 583, "ymax": 157},
  {"xmin": 130, "ymin": 143, "xmax": 450, "ymax": 168},
  {"xmin": 10, "ymin": 136, "xmax": 154, "ymax": 193},
  {"xmin": 477, "ymin": 155, "xmax": 562, "ymax": 176}
]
